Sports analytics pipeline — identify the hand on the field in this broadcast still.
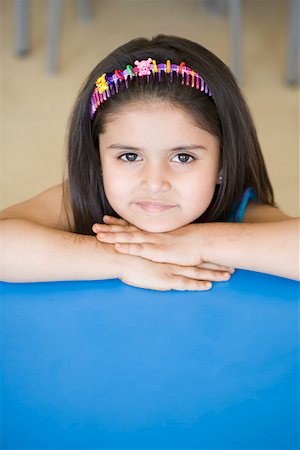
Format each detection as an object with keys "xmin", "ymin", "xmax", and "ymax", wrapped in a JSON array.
[
  {"xmin": 92, "ymin": 215, "xmax": 235, "ymax": 276},
  {"xmin": 93, "ymin": 215, "xmax": 203, "ymax": 265},
  {"xmin": 119, "ymin": 255, "xmax": 218, "ymax": 291}
]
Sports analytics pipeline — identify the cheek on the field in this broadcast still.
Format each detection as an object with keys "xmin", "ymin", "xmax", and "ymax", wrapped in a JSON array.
[
  {"xmin": 175, "ymin": 168, "xmax": 218, "ymax": 221},
  {"xmin": 180, "ymin": 170, "xmax": 216, "ymax": 200},
  {"xmin": 102, "ymin": 165, "xmax": 131, "ymax": 205}
]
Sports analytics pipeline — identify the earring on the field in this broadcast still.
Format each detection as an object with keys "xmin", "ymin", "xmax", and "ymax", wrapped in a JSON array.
[{"xmin": 219, "ymin": 175, "xmax": 223, "ymax": 181}]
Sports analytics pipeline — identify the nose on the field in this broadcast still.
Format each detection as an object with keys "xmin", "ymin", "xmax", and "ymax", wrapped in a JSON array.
[{"xmin": 140, "ymin": 162, "xmax": 171, "ymax": 193}]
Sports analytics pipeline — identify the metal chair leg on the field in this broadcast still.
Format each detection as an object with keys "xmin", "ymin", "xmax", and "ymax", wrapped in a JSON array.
[
  {"xmin": 15, "ymin": 0, "xmax": 29, "ymax": 55},
  {"xmin": 200, "ymin": 0, "xmax": 226, "ymax": 15},
  {"xmin": 229, "ymin": 0, "xmax": 242, "ymax": 83},
  {"xmin": 78, "ymin": 0, "xmax": 91, "ymax": 22},
  {"xmin": 46, "ymin": 0, "xmax": 63, "ymax": 75},
  {"xmin": 287, "ymin": 0, "xmax": 299, "ymax": 84}
]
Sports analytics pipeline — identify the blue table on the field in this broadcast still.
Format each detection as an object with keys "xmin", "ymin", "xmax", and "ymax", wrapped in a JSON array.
[{"xmin": 1, "ymin": 270, "xmax": 299, "ymax": 449}]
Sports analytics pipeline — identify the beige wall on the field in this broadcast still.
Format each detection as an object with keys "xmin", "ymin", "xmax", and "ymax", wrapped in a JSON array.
[{"xmin": 1, "ymin": 0, "xmax": 299, "ymax": 215}]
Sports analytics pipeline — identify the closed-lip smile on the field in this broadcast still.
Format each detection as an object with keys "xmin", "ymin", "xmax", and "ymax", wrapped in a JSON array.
[{"xmin": 134, "ymin": 201, "xmax": 176, "ymax": 212}]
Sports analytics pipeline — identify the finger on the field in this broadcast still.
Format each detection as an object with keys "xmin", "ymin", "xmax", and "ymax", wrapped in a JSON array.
[
  {"xmin": 121, "ymin": 275, "xmax": 212, "ymax": 292},
  {"xmin": 174, "ymin": 266, "xmax": 232, "ymax": 282},
  {"xmin": 97, "ymin": 232, "xmax": 156, "ymax": 245},
  {"xmin": 93, "ymin": 223, "xmax": 138, "ymax": 233},
  {"xmin": 114, "ymin": 242, "xmax": 166, "ymax": 262},
  {"xmin": 103, "ymin": 215, "xmax": 130, "ymax": 226},
  {"xmin": 170, "ymin": 276, "xmax": 212, "ymax": 291},
  {"xmin": 196, "ymin": 262, "xmax": 235, "ymax": 273}
]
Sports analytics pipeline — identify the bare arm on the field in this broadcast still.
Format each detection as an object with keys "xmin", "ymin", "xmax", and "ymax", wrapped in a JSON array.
[
  {"xmin": 200, "ymin": 218, "xmax": 299, "ymax": 280},
  {"xmin": 1, "ymin": 185, "xmax": 228, "ymax": 289},
  {"xmin": 1, "ymin": 218, "xmax": 230, "ymax": 289},
  {"xmin": 93, "ymin": 205, "xmax": 299, "ymax": 281},
  {"xmin": 0, "ymin": 185, "xmax": 126, "ymax": 283},
  {"xmin": 0, "ymin": 185, "xmax": 126, "ymax": 282},
  {"xmin": 0, "ymin": 218, "xmax": 126, "ymax": 283}
]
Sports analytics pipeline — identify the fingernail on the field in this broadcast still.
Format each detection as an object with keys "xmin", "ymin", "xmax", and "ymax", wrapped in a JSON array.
[
  {"xmin": 223, "ymin": 272, "xmax": 231, "ymax": 279},
  {"xmin": 205, "ymin": 282, "xmax": 212, "ymax": 289}
]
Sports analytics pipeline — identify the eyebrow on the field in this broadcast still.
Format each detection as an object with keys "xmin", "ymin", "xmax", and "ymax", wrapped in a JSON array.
[{"xmin": 106, "ymin": 144, "xmax": 208, "ymax": 152}]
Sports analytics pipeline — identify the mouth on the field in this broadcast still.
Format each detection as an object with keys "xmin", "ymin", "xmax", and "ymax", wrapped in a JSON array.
[{"xmin": 134, "ymin": 201, "xmax": 177, "ymax": 213}]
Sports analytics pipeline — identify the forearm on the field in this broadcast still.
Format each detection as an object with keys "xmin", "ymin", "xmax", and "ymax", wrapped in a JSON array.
[
  {"xmin": 0, "ymin": 219, "xmax": 126, "ymax": 283},
  {"xmin": 200, "ymin": 219, "xmax": 299, "ymax": 280}
]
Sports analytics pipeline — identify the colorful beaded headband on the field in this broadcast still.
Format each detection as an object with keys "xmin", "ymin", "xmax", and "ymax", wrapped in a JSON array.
[{"xmin": 89, "ymin": 58, "xmax": 213, "ymax": 119}]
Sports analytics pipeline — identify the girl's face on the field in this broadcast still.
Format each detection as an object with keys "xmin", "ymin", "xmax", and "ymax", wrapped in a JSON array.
[{"xmin": 99, "ymin": 102, "xmax": 221, "ymax": 232}]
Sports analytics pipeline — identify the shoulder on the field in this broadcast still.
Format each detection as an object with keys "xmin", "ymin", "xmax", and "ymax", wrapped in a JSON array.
[
  {"xmin": 243, "ymin": 201, "xmax": 292, "ymax": 223},
  {"xmin": 0, "ymin": 181, "xmax": 75, "ymax": 231}
]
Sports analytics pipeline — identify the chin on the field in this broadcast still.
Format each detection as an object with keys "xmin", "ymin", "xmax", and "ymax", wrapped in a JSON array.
[{"xmin": 132, "ymin": 220, "xmax": 184, "ymax": 233}]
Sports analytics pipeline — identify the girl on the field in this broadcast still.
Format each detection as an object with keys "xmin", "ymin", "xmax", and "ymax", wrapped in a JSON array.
[{"xmin": 1, "ymin": 35, "xmax": 298, "ymax": 290}]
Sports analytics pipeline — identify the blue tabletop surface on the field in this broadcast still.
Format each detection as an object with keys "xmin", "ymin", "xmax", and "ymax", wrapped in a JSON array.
[{"xmin": 1, "ymin": 270, "xmax": 299, "ymax": 450}]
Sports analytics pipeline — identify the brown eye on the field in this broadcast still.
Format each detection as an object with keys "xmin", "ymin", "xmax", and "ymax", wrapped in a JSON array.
[
  {"xmin": 119, "ymin": 153, "xmax": 141, "ymax": 162},
  {"xmin": 172, "ymin": 153, "xmax": 195, "ymax": 164}
]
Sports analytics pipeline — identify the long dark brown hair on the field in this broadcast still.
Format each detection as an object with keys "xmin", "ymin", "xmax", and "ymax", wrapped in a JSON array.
[{"xmin": 63, "ymin": 34, "xmax": 275, "ymax": 235}]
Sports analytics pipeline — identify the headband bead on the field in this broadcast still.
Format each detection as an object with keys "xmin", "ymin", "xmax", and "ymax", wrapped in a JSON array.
[
  {"xmin": 166, "ymin": 60, "xmax": 171, "ymax": 74},
  {"xmin": 126, "ymin": 65, "xmax": 135, "ymax": 76},
  {"xmin": 89, "ymin": 58, "xmax": 212, "ymax": 119},
  {"xmin": 178, "ymin": 62, "xmax": 185, "ymax": 74},
  {"xmin": 115, "ymin": 69, "xmax": 125, "ymax": 80}
]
